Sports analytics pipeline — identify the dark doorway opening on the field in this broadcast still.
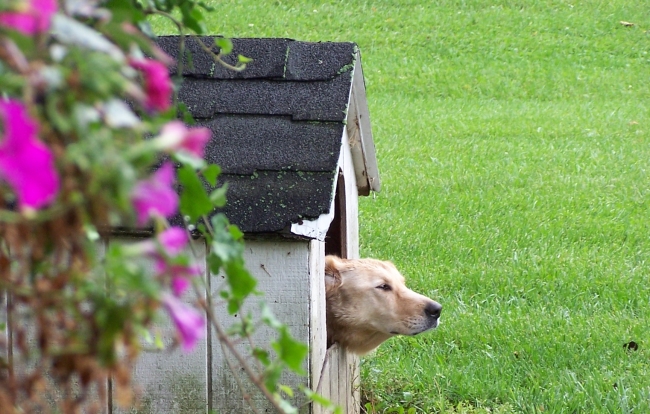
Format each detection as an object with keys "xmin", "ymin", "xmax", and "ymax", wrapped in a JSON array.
[{"xmin": 325, "ymin": 170, "xmax": 347, "ymax": 259}]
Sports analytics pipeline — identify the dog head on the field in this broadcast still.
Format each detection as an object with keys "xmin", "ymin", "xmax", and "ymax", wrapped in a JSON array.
[{"xmin": 325, "ymin": 255, "xmax": 442, "ymax": 355}]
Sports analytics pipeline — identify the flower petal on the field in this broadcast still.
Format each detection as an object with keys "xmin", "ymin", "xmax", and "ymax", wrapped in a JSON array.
[
  {"xmin": 162, "ymin": 294, "xmax": 205, "ymax": 352},
  {"xmin": 0, "ymin": 0, "xmax": 57, "ymax": 35},
  {"xmin": 0, "ymin": 99, "xmax": 59, "ymax": 210},
  {"xmin": 170, "ymin": 276, "xmax": 190, "ymax": 297},
  {"xmin": 158, "ymin": 227, "xmax": 188, "ymax": 256},
  {"xmin": 131, "ymin": 162, "xmax": 178, "ymax": 225},
  {"xmin": 130, "ymin": 58, "xmax": 172, "ymax": 112},
  {"xmin": 155, "ymin": 120, "xmax": 211, "ymax": 158}
]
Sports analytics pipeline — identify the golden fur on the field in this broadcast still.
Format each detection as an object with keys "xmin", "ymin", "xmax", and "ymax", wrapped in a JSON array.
[{"xmin": 325, "ymin": 255, "xmax": 442, "ymax": 355}]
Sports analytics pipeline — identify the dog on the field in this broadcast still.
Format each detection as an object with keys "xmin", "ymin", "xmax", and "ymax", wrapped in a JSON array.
[{"xmin": 324, "ymin": 255, "xmax": 442, "ymax": 355}]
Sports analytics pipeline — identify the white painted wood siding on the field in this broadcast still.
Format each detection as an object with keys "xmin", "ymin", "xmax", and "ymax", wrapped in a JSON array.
[
  {"xmin": 210, "ymin": 239, "xmax": 312, "ymax": 414},
  {"xmin": 113, "ymin": 237, "xmax": 208, "ymax": 414}
]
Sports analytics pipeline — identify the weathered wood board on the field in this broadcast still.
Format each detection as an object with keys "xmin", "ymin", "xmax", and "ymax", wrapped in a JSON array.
[
  {"xmin": 112, "ymin": 237, "xmax": 208, "ymax": 414},
  {"xmin": 210, "ymin": 239, "xmax": 313, "ymax": 413}
]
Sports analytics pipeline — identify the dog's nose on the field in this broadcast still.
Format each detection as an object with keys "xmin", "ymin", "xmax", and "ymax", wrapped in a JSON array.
[{"xmin": 425, "ymin": 301, "xmax": 442, "ymax": 319}]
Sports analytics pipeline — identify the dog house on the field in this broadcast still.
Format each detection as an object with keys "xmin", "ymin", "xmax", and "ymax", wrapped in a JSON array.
[{"xmin": 111, "ymin": 37, "xmax": 380, "ymax": 414}]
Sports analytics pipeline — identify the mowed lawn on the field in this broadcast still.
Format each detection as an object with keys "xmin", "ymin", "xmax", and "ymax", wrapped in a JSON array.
[{"xmin": 155, "ymin": 1, "xmax": 650, "ymax": 412}]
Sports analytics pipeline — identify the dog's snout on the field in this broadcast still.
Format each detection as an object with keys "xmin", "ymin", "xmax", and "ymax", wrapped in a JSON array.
[{"xmin": 425, "ymin": 301, "xmax": 442, "ymax": 319}]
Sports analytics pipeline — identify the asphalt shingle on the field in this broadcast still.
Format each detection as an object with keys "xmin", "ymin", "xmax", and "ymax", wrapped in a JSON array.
[{"xmin": 159, "ymin": 36, "xmax": 358, "ymax": 234}]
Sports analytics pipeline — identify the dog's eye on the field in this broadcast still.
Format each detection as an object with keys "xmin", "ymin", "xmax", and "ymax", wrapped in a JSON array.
[{"xmin": 376, "ymin": 284, "xmax": 392, "ymax": 291}]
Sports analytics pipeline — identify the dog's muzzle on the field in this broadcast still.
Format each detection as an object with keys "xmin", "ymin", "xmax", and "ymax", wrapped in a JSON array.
[{"xmin": 425, "ymin": 301, "xmax": 442, "ymax": 328}]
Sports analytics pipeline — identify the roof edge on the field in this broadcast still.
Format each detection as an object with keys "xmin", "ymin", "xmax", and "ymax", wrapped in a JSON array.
[{"xmin": 346, "ymin": 55, "xmax": 381, "ymax": 196}]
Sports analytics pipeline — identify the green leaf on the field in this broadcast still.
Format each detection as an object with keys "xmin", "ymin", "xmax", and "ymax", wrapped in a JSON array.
[
  {"xmin": 227, "ymin": 298, "xmax": 242, "ymax": 315},
  {"xmin": 228, "ymin": 224, "xmax": 243, "ymax": 240},
  {"xmin": 154, "ymin": 332, "xmax": 165, "ymax": 350},
  {"xmin": 178, "ymin": 164, "xmax": 212, "ymax": 222},
  {"xmin": 210, "ymin": 186, "xmax": 228, "ymax": 207},
  {"xmin": 210, "ymin": 237, "xmax": 241, "ymax": 263},
  {"xmin": 207, "ymin": 252, "xmax": 223, "ymax": 275},
  {"xmin": 264, "ymin": 363, "xmax": 283, "ymax": 392},
  {"xmin": 272, "ymin": 327, "xmax": 308, "ymax": 375},
  {"xmin": 253, "ymin": 347, "xmax": 271, "ymax": 366},
  {"xmin": 237, "ymin": 54, "xmax": 253, "ymax": 64},
  {"xmin": 278, "ymin": 384, "xmax": 294, "ymax": 398},
  {"xmin": 178, "ymin": 102, "xmax": 196, "ymax": 125},
  {"xmin": 105, "ymin": 0, "xmax": 145, "ymax": 24},
  {"xmin": 180, "ymin": 2, "xmax": 206, "ymax": 34},
  {"xmin": 174, "ymin": 151, "xmax": 207, "ymax": 170},
  {"xmin": 203, "ymin": 164, "xmax": 221, "ymax": 186},
  {"xmin": 275, "ymin": 397, "xmax": 298, "ymax": 414},
  {"xmin": 215, "ymin": 38, "xmax": 233, "ymax": 55},
  {"xmin": 260, "ymin": 302, "xmax": 283, "ymax": 330},
  {"xmin": 225, "ymin": 259, "xmax": 257, "ymax": 300},
  {"xmin": 210, "ymin": 214, "xmax": 243, "ymax": 261}
]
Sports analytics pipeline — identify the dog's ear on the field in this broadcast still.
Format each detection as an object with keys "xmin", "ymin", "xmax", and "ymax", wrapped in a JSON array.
[{"xmin": 324, "ymin": 255, "xmax": 344, "ymax": 290}]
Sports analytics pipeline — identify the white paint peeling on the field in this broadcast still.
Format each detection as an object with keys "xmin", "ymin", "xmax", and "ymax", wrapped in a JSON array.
[
  {"xmin": 289, "ymin": 139, "xmax": 343, "ymax": 241},
  {"xmin": 289, "ymin": 199, "xmax": 336, "ymax": 240}
]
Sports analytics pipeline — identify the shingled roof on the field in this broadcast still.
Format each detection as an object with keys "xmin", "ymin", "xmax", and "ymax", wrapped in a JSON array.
[{"xmin": 157, "ymin": 37, "xmax": 379, "ymax": 237}]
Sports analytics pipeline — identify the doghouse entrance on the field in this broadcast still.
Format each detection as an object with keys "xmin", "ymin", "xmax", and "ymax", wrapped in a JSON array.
[{"xmin": 325, "ymin": 170, "xmax": 347, "ymax": 259}]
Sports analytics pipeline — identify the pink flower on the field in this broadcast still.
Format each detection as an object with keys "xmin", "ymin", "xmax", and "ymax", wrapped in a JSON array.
[
  {"xmin": 129, "ymin": 58, "xmax": 172, "ymax": 112},
  {"xmin": 139, "ymin": 227, "xmax": 201, "ymax": 297},
  {"xmin": 157, "ymin": 226, "xmax": 188, "ymax": 256},
  {"xmin": 169, "ymin": 265, "xmax": 201, "ymax": 296},
  {"xmin": 155, "ymin": 121, "xmax": 211, "ymax": 158},
  {"xmin": 171, "ymin": 275, "xmax": 191, "ymax": 297},
  {"xmin": 131, "ymin": 162, "xmax": 178, "ymax": 225},
  {"xmin": 137, "ymin": 227, "xmax": 187, "ymax": 257},
  {"xmin": 0, "ymin": 99, "xmax": 59, "ymax": 211},
  {"xmin": 165, "ymin": 261, "xmax": 201, "ymax": 297},
  {"xmin": 154, "ymin": 228, "xmax": 201, "ymax": 296},
  {"xmin": 0, "ymin": 0, "xmax": 57, "ymax": 35},
  {"xmin": 162, "ymin": 293, "xmax": 205, "ymax": 352}
]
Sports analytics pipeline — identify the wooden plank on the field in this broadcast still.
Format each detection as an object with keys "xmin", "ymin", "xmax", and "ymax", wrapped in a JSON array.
[
  {"xmin": 341, "ymin": 129, "xmax": 360, "ymax": 261},
  {"xmin": 327, "ymin": 345, "xmax": 340, "ymax": 411},
  {"xmin": 112, "ymin": 237, "xmax": 208, "ymax": 414},
  {"xmin": 347, "ymin": 352, "xmax": 360, "ymax": 414},
  {"xmin": 210, "ymin": 240, "xmax": 312, "ymax": 414},
  {"xmin": 343, "ymin": 125, "xmax": 362, "ymax": 414},
  {"xmin": 321, "ymin": 345, "xmax": 359, "ymax": 414},
  {"xmin": 309, "ymin": 240, "xmax": 328, "ymax": 414},
  {"xmin": 339, "ymin": 350, "xmax": 349, "ymax": 412},
  {"xmin": 346, "ymin": 57, "xmax": 380, "ymax": 196}
]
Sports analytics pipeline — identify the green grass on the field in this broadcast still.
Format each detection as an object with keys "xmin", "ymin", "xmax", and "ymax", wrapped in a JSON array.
[{"xmin": 154, "ymin": 1, "xmax": 650, "ymax": 412}]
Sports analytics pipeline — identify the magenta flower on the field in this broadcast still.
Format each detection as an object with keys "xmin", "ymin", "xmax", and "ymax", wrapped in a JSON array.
[
  {"xmin": 0, "ymin": 99, "xmax": 59, "ymax": 211},
  {"xmin": 162, "ymin": 293, "xmax": 205, "ymax": 352},
  {"xmin": 131, "ymin": 162, "xmax": 178, "ymax": 225},
  {"xmin": 171, "ymin": 275, "xmax": 191, "ymax": 297},
  {"xmin": 169, "ymin": 264, "xmax": 201, "ymax": 296},
  {"xmin": 137, "ymin": 227, "xmax": 187, "ymax": 257},
  {"xmin": 0, "ymin": 0, "xmax": 57, "ymax": 35},
  {"xmin": 137, "ymin": 227, "xmax": 201, "ymax": 296},
  {"xmin": 157, "ymin": 226, "xmax": 188, "ymax": 256},
  {"xmin": 154, "ymin": 228, "xmax": 201, "ymax": 296},
  {"xmin": 129, "ymin": 58, "xmax": 172, "ymax": 112},
  {"xmin": 155, "ymin": 121, "xmax": 211, "ymax": 158}
]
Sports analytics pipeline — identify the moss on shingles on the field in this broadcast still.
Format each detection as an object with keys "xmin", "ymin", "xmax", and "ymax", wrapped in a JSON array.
[
  {"xmin": 282, "ymin": 45, "xmax": 291, "ymax": 78},
  {"xmin": 336, "ymin": 62, "xmax": 355, "ymax": 75}
]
